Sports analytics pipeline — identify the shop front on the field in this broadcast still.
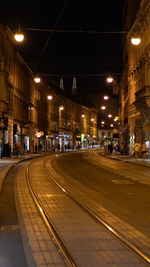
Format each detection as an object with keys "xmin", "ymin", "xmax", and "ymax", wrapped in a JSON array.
[
  {"xmin": 58, "ymin": 132, "xmax": 71, "ymax": 150},
  {"xmin": 0, "ymin": 128, "xmax": 3, "ymax": 156}
]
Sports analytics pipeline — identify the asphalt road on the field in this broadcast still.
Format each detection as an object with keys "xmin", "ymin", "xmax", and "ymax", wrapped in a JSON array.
[{"xmin": 51, "ymin": 151, "xmax": 150, "ymax": 240}]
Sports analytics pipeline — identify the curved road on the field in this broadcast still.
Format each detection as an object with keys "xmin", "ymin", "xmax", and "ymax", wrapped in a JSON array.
[
  {"xmin": 50, "ymin": 150, "xmax": 150, "ymax": 257},
  {"xmin": 0, "ymin": 151, "xmax": 150, "ymax": 266}
]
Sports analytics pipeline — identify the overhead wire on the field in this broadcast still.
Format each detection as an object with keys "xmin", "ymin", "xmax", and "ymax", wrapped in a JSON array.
[{"xmin": 33, "ymin": 0, "xmax": 69, "ymax": 73}]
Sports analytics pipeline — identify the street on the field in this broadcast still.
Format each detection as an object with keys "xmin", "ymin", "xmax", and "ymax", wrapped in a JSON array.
[
  {"xmin": 50, "ymin": 150, "xmax": 150, "ymax": 258},
  {"xmin": 0, "ymin": 150, "xmax": 150, "ymax": 266}
]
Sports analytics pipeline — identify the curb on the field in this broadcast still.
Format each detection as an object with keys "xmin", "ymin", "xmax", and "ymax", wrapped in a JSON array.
[
  {"xmin": 0, "ymin": 153, "xmax": 53, "ymax": 193},
  {"xmin": 100, "ymin": 152, "xmax": 150, "ymax": 168},
  {"xmin": 0, "ymin": 164, "xmax": 14, "ymax": 192}
]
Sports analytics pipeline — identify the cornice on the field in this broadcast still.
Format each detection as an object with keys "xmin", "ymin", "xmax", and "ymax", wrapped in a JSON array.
[{"xmin": 127, "ymin": 0, "xmax": 150, "ymax": 38}]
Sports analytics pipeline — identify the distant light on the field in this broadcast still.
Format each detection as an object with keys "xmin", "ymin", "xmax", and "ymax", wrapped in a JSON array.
[
  {"xmin": 34, "ymin": 77, "xmax": 41, "ymax": 83},
  {"xmin": 47, "ymin": 95, "xmax": 53, "ymax": 100},
  {"xmin": 14, "ymin": 33, "xmax": 24, "ymax": 42},
  {"xmin": 110, "ymin": 124, "xmax": 114, "ymax": 127},
  {"xmin": 107, "ymin": 76, "xmax": 113, "ymax": 83},
  {"xmin": 131, "ymin": 37, "xmax": 141, "ymax": 46},
  {"xmin": 91, "ymin": 118, "xmax": 94, "ymax": 121},
  {"xmin": 81, "ymin": 114, "xmax": 85, "ymax": 118},
  {"xmin": 114, "ymin": 118, "xmax": 117, "ymax": 122},
  {"xmin": 101, "ymin": 121, "xmax": 105, "ymax": 124},
  {"xmin": 101, "ymin": 106, "xmax": 106, "ymax": 110},
  {"xmin": 60, "ymin": 105, "xmax": 64, "ymax": 110},
  {"xmin": 35, "ymin": 131, "xmax": 44, "ymax": 138},
  {"xmin": 104, "ymin": 95, "xmax": 109, "ymax": 100},
  {"xmin": 108, "ymin": 114, "xmax": 112, "ymax": 118}
]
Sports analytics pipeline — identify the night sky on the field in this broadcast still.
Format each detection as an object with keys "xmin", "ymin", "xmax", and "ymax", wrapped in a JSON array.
[{"xmin": 1, "ymin": 1, "xmax": 124, "ymax": 101}]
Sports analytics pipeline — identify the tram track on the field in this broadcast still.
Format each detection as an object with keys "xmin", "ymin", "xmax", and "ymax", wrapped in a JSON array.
[
  {"xmin": 44, "ymin": 158, "xmax": 150, "ymax": 265},
  {"xmin": 1, "ymin": 153, "xmax": 150, "ymax": 266},
  {"xmin": 26, "ymin": 159, "xmax": 78, "ymax": 267},
  {"xmin": 24, "ymin": 155, "xmax": 150, "ymax": 266}
]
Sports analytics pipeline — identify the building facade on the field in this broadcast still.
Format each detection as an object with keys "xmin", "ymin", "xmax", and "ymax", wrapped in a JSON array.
[
  {"xmin": 0, "ymin": 24, "xmax": 40, "ymax": 156},
  {"xmin": 120, "ymin": 0, "xmax": 150, "ymax": 156},
  {"xmin": 0, "ymin": 24, "xmax": 98, "ymax": 156}
]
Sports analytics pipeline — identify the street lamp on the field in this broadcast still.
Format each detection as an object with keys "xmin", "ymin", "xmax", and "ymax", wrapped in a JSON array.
[
  {"xmin": 131, "ymin": 37, "xmax": 141, "ymax": 46},
  {"xmin": 106, "ymin": 76, "xmax": 114, "ymax": 83},
  {"xmin": 104, "ymin": 95, "xmax": 109, "ymax": 100},
  {"xmin": 14, "ymin": 33, "xmax": 24, "ymax": 42},
  {"xmin": 108, "ymin": 114, "xmax": 112, "ymax": 118},
  {"xmin": 101, "ymin": 106, "xmax": 106, "ymax": 110},
  {"xmin": 47, "ymin": 95, "xmax": 53, "ymax": 100},
  {"xmin": 59, "ymin": 105, "xmax": 64, "ymax": 111},
  {"xmin": 81, "ymin": 114, "xmax": 85, "ymax": 118},
  {"xmin": 14, "ymin": 25, "xmax": 24, "ymax": 42},
  {"xmin": 34, "ymin": 76, "xmax": 41, "ymax": 83}
]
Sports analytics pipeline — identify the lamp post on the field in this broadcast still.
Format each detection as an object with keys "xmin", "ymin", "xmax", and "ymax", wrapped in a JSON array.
[{"xmin": 14, "ymin": 25, "xmax": 24, "ymax": 42}]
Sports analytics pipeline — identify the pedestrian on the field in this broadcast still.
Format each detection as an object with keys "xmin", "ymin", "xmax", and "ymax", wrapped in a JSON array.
[
  {"xmin": 14, "ymin": 143, "xmax": 19, "ymax": 156},
  {"xmin": 120, "ymin": 143, "xmax": 124, "ymax": 155},
  {"xmin": 39, "ymin": 143, "xmax": 42, "ymax": 152},
  {"xmin": 108, "ymin": 143, "xmax": 113, "ymax": 155},
  {"xmin": 134, "ymin": 143, "xmax": 141, "ymax": 160},
  {"xmin": 35, "ymin": 144, "xmax": 38, "ymax": 153},
  {"xmin": 141, "ymin": 143, "xmax": 147, "ymax": 159}
]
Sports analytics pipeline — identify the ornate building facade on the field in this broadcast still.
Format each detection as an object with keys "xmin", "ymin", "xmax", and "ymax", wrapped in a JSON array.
[
  {"xmin": 120, "ymin": 0, "xmax": 150, "ymax": 156},
  {"xmin": 0, "ymin": 24, "xmax": 97, "ymax": 156}
]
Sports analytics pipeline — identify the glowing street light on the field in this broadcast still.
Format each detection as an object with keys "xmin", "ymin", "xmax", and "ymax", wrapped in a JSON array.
[
  {"xmin": 81, "ymin": 114, "xmax": 85, "ymax": 118},
  {"xmin": 34, "ymin": 77, "xmax": 41, "ymax": 83},
  {"xmin": 104, "ymin": 95, "xmax": 109, "ymax": 100},
  {"xmin": 108, "ymin": 114, "xmax": 112, "ymax": 118},
  {"xmin": 114, "ymin": 116, "xmax": 119, "ymax": 122},
  {"xmin": 101, "ymin": 121, "xmax": 105, "ymax": 124},
  {"xmin": 91, "ymin": 118, "xmax": 94, "ymax": 122},
  {"xmin": 14, "ymin": 33, "xmax": 24, "ymax": 42},
  {"xmin": 59, "ymin": 105, "xmax": 64, "ymax": 111},
  {"xmin": 106, "ymin": 76, "xmax": 113, "ymax": 83},
  {"xmin": 47, "ymin": 95, "xmax": 53, "ymax": 100},
  {"xmin": 110, "ymin": 124, "xmax": 114, "ymax": 127},
  {"xmin": 131, "ymin": 37, "xmax": 141, "ymax": 46},
  {"xmin": 14, "ymin": 25, "xmax": 24, "ymax": 42},
  {"xmin": 101, "ymin": 106, "xmax": 106, "ymax": 110}
]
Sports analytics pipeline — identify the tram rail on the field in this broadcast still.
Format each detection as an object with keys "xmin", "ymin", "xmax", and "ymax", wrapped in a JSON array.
[
  {"xmin": 4, "ymin": 153, "xmax": 149, "ymax": 266},
  {"xmin": 26, "ymin": 160, "xmax": 78, "ymax": 267},
  {"xmin": 43, "ymin": 156, "xmax": 150, "ymax": 265}
]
